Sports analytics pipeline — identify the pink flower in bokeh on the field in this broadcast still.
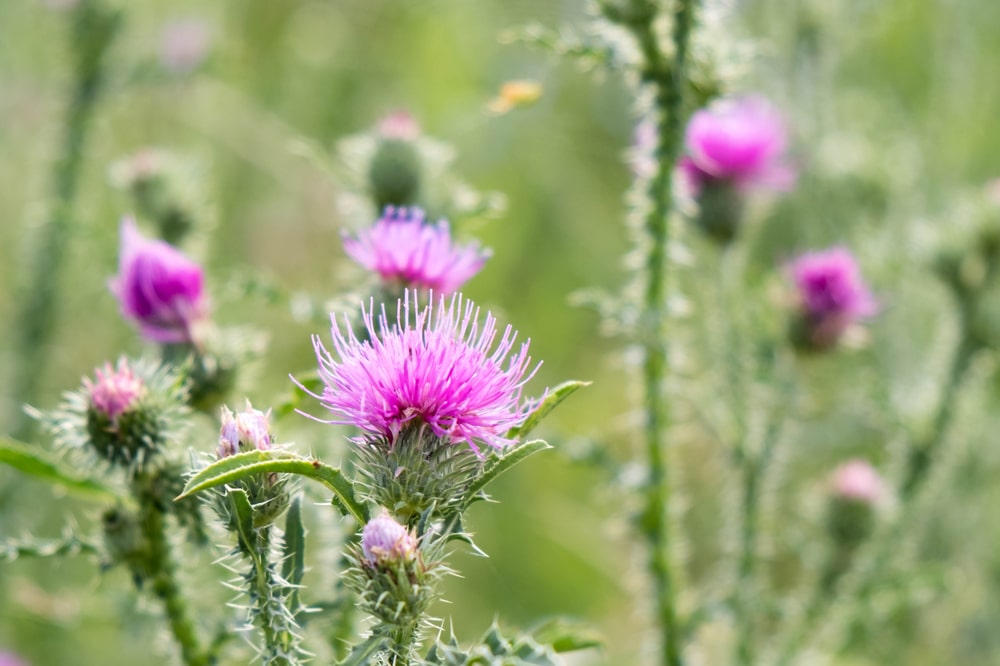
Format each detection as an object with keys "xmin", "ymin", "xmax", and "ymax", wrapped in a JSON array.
[
  {"xmin": 84, "ymin": 359, "xmax": 146, "ymax": 426},
  {"xmin": 376, "ymin": 111, "xmax": 421, "ymax": 141},
  {"xmin": 159, "ymin": 19, "xmax": 211, "ymax": 74},
  {"xmin": 788, "ymin": 247, "xmax": 877, "ymax": 348},
  {"xmin": 342, "ymin": 207, "xmax": 489, "ymax": 295},
  {"xmin": 302, "ymin": 291, "xmax": 540, "ymax": 454},
  {"xmin": 831, "ymin": 459, "xmax": 885, "ymax": 505},
  {"xmin": 110, "ymin": 218, "xmax": 208, "ymax": 345},
  {"xmin": 680, "ymin": 96, "xmax": 795, "ymax": 195}
]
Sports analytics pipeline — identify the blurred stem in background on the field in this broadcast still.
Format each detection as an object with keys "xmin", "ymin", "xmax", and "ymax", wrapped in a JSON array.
[
  {"xmin": 601, "ymin": 0, "xmax": 697, "ymax": 664},
  {"xmin": 9, "ymin": 1, "xmax": 121, "ymax": 440}
]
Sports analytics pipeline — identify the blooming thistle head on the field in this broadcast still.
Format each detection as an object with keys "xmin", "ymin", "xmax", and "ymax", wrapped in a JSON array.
[
  {"xmin": 302, "ymin": 291, "xmax": 540, "ymax": 456},
  {"xmin": 84, "ymin": 359, "xmax": 146, "ymax": 426},
  {"xmin": 217, "ymin": 402, "xmax": 273, "ymax": 458},
  {"xmin": 110, "ymin": 217, "xmax": 208, "ymax": 346},
  {"xmin": 831, "ymin": 459, "xmax": 885, "ymax": 506},
  {"xmin": 362, "ymin": 513, "xmax": 418, "ymax": 567},
  {"xmin": 788, "ymin": 247, "xmax": 878, "ymax": 350},
  {"xmin": 342, "ymin": 207, "xmax": 490, "ymax": 295},
  {"xmin": 377, "ymin": 110, "xmax": 421, "ymax": 141}
]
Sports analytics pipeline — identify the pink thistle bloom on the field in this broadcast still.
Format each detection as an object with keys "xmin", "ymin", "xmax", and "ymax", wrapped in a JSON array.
[
  {"xmin": 110, "ymin": 217, "xmax": 208, "ymax": 345},
  {"xmin": 831, "ymin": 459, "xmax": 885, "ymax": 505},
  {"xmin": 362, "ymin": 513, "xmax": 417, "ymax": 565},
  {"xmin": 342, "ymin": 207, "xmax": 490, "ymax": 295},
  {"xmin": 0, "ymin": 652, "xmax": 27, "ymax": 666},
  {"xmin": 376, "ymin": 111, "xmax": 421, "ymax": 141},
  {"xmin": 788, "ymin": 247, "xmax": 878, "ymax": 348},
  {"xmin": 302, "ymin": 291, "xmax": 540, "ymax": 454},
  {"xmin": 84, "ymin": 359, "xmax": 146, "ymax": 425},
  {"xmin": 159, "ymin": 19, "xmax": 211, "ymax": 74},
  {"xmin": 218, "ymin": 402, "xmax": 273, "ymax": 458},
  {"xmin": 680, "ymin": 96, "xmax": 795, "ymax": 195}
]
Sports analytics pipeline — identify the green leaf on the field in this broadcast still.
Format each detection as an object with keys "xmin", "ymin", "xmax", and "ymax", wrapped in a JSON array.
[
  {"xmin": 507, "ymin": 380, "xmax": 589, "ymax": 440},
  {"xmin": 339, "ymin": 635, "xmax": 387, "ymax": 666},
  {"xmin": 530, "ymin": 618, "xmax": 602, "ymax": 653},
  {"xmin": 177, "ymin": 449, "xmax": 368, "ymax": 523},
  {"xmin": 464, "ymin": 439, "xmax": 552, "ymax": 507},
  {"xmin": 283, "ymin": 496, "xmax": 306, "ymax": 613},
  {"xmin": 228, "ymin": 488, "xmax": 258, "ymax": 557},
  {"xmin": 0, "ymin": 438, "xmax": 117, "ymax": 502}
]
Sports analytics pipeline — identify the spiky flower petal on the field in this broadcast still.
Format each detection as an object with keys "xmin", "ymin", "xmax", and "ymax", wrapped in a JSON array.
[
  {"xmin": 343, "ymin": 207, "xmax": 490, "ymax": 295},
  {"xmin": 303, "ymin": 291, "xmax": 540, "ymax": 454}
]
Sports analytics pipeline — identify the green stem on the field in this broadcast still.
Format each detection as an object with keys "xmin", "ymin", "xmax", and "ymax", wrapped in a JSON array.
[
  {"xmin": 603, "ymin": 1, "xmax": 697, "ymax": 664},
  {"xmin": 139, "ymin": 494, "xmax": 210, "ymax": 666},
  {"xmin": 10, "ymin": 1, "xmax": 121, "ymax": 439}
]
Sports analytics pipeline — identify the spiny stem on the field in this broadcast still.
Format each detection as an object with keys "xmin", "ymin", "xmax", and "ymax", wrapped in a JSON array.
[
  {"xmin": 603, "ymin": 1, "xmax": 697, "ymax": 664},
  {"xmin": 139, "ymin": 493, "xmax": 210, "ymax": 666},
  {"xmin": 10, "ymin": 1, "xmax": 121, "ymax": 439}
]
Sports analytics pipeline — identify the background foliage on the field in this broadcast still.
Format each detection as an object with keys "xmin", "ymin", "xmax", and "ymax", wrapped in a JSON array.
[{"xmin": 1, "ymin": 0, "xmax": 999, "ymax": 664}]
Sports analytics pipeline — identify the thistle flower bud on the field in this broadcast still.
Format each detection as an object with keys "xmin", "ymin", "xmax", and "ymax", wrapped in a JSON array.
[
  {"xmin": 110, "ymin": 218, "xmax": 208, "ymax": 346},
  {"xmin": 159, "ymin": 18, "xmax": 211, "ymax": 74},
  {"xmin": 369, "ymin": 112, "xmax": 423, "ymax": 211},
  {"xmin": 0, "ymin": 651, "xmax": 27, "ymax": 666},
  {"xmin": 85, "ymin": 360, "xmax": 145, "ymax": 425},
  {"xmin": 787, "ymin": 247, "xmax": 878, "ymax": 350},
  {"xmin": 679, "ymin": 96, "xmax": 795, "ymax": 243},
  {"xmin": 217, "ymin": 402, "xmax": 273, "ymax": 458},
  {"xmin": 826, "ymin": 459, "xmax": 885, "ymax": 549},
  {"xmin": 362, "ymin": 513, "xmax": 418, "ymax": 567},
  {"xmin": 109, "ymin": 148, "xmax": 203, "ymax": 246}
]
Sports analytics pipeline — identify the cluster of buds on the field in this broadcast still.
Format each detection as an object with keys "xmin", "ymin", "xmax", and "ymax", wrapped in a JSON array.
[
  {"xmin": 213, "ymin": 403, "xmax": 290, "ymax": 529},
  {"xmin": 677, "ymin": 96, "xmax": 795, "ymax": 243}
]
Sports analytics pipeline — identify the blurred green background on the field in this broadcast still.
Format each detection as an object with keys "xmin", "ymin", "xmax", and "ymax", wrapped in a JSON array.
[{"xmin": 2, "ymin": 0, "xmax": 1000, "ymax": 664}]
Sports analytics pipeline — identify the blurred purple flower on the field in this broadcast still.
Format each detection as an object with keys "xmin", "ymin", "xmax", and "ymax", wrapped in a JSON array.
[
  {"xmin": 0, "ymin": 652, "xmax": 26, "ymax": 666},
  {"xmin": 680, "ymin": 96, "xmax": 795, "ymax": 195},
  {"xmin": 159, "ymin": 19, "xmax": 211, "ymax": 74},
  {"xmin": 377, "ymin": 111, "xmax": 421, "ymax": 141},
  {"xmin": 110, "ymin": 217, "xmax": 208, "ymax": 345},
  {"xmin": 831, "ymin": 459, "xmax": 884, "ymax": 505},
  {"xmin": 342, "ymin": 207, "xmax": 490, "ymax": 295},
  {"xmin": 788, "ymin": 247, "xmax": 877, "ymax": 348},
  {"xmin": 362, "ymin": 513, "xmax": 417, "ymax": 565},
  {"xmin": 84, "ymin": 359, "xmax": 145, "ymax": 425},
  {"xmin": 302, "ymin": 291, "xmax": 540, "ymax": 454},
  {"xmin": 218, "ymin": 402, "xmax": 273, "ymax": 458}
]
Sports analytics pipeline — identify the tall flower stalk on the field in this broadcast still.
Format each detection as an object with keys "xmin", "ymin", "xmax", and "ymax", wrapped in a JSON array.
[
  {"xmin": 600, "ymin": 1, "xmax": 697, "ymax": 663},
  {"xmin": 10, "ymin": 0, "xmax": 121, "ymax": 439}
]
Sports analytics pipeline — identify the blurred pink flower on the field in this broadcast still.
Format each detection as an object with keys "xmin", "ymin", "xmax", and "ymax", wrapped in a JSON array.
[
  {"xmin": 84, "ymin": 359, "xmax": 146, "ymax": 426},
  {"xmin": 377, "ymin": 111, "xmax": 421, "ymax": 141},
  {"xmin": 831, "ymin": 459, "xmax": 885, "ymax": 505},
  {"xmin": 788, "ymin": 247, "xmax": 877, "ymax": 348},
  {"xmin": 159, "ymin": 19, "xmax": 211, "ymax": 73}
]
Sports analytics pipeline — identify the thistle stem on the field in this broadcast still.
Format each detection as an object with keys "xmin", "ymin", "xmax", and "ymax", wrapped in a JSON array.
[
  {"xmin": 10, "ymin": 1, "xmax": 121, "ymax": 439},
  {"xmin": 139, "ymin": 494, "xmax": 210, "ymax": 666},
  {"xmin": 602, "ymin": 1, "xmax": 697, "ymax": 664}
]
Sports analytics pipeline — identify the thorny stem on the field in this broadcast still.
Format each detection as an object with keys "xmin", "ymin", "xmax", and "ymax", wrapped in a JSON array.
[
  {"xmin": 602, "ymin": 1, "xmax": 697, "ymax": 665},
  {"xmin": 10, "ymin": 1, "xmax": 121, "ymax": 439},
  {"xmin": 139, "ymin": 492, "xmax": 210, "ymax": 666}
]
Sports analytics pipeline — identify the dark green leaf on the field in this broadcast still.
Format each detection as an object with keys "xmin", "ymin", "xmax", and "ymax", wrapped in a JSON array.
[
  {"xmin": 507, "ymin": 380, "xmax": 589, "ymax": 440},
  {"xmin": 177, "ymin": 449, "xmax": 368, "ymax": 523},
  {"xmin": 0, "ymin": 438, "xmax": 117, "ymax": 502},
  {"xmin": 228, "ymin": 488, "xmax": 258, "ymax": 557}
]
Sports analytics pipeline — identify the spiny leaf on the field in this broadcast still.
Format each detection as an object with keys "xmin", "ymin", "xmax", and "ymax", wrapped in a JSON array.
[
  {"xmin": 530, "ymin": 617, "xmax": 602, "ymax": 653},
  {"xmin": 0, "ymin": 438, "xmax": 118, "ymax": 502},
  {"xmin": 339, "ymin": 635, "xmax": 387, "ymax": 666},
  {"xmin": 507, "ymin": 380, "xmax": 589, "ymax": 441},
  {"xmin": 177, "ymin": 449, "xmax": 368, "ymax": 523},
  {"xmin": 464, "ymin": 439, "xmax": 552, "ymax": 507}
]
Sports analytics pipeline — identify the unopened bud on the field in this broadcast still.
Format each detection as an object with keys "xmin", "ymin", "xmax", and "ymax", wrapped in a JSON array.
[{"xmin": 361, "ymin": 513, "xmax": 417, "ymax": 567}]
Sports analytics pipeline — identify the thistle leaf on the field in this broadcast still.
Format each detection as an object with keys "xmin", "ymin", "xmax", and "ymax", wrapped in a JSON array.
[
  {"xmin": 282, "ymin": 496, "xmax": 306, "ymax": 613},
  {"xmin": 464, "ymin": 439, "xmax": 552, "ymax": 507},
  {"xmin": 228, "ymin": 487, "xmax": 258, "ymax": 556},
  {"xmin": 177, "ymin": 449, "xmax": 368, "ymax": 523},
  {"xmin": 0, "ymin": 438, "xmax": 118, "ymax": 502},
  {"xmin": 507, "ymin": 380, "xmax": 589, "ymax": 441},
  {"xmin": 339, "ymin": 635, "xmax": 388, "ymax": 666},
  {"xmin": 530, "ymin": 617, "xmax": 603, "ymax": 653}
]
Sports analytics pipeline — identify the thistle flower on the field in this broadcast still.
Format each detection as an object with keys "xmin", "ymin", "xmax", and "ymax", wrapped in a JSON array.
[
  {"xmin": 788, "ymin": 247, "xmax": 878, "ymax": 349},
  {"xmin": 303, "ymin": 291, "xmax": 540, "ymax": 455},
  {"xmin": 680, "ymin": 96, "xmax": 794, "ymax": 195},
  {"xmin": 377, "ymin": 110, "xmax": 421, "ymax": 141},
  {"xmin": 217, "ymin": 402, "xmax": 273, "ymax": 458},
  {"xmin": 110, "ymin": 217, "xmax": 208, "ymax": 345},
  {"xmin": 0, "ymin": 651, "xmax": 27, "ymax": 666},
  {"xmin": 831, "ymin": 459, "xmax": 884, "ymax": 506},
  {"xmin": 362, "ymin": 513, "xmax": 418, "ymax": 566},
  {"xmin": 84, "ymin": 359, "xmax": 146, "ymax": 425},
  {"xmin": 342, "ymin": 207, "xmax": 490, "ymax": 295}
]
